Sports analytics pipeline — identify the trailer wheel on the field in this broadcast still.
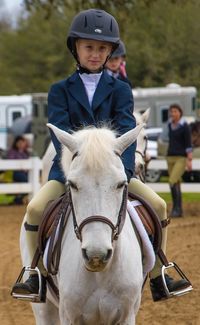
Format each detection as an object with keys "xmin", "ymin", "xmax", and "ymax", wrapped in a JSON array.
[{"xmin": 145, "ymin": 169, "xmax": 162, "ymax": 183}]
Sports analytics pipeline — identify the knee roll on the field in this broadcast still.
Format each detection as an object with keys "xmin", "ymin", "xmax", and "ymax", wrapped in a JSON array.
[
  {"xmin": 26, "ymin": 201, "xmax": 44, "ymax": 225},
  {"xmin": 153, "ymin": 198, "xmax": 167, "ymax": 221}
]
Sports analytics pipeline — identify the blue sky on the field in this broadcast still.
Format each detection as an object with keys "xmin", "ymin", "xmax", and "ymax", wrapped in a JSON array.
[
  {"xmin": 4, "ymin": 0, "xmax": 23, "ymax": 11},
  {"xmin": 1, "ymin": 0, "xmax": 24, "ymax": 25}
]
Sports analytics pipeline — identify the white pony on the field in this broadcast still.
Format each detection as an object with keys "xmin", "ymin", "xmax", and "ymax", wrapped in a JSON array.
[
  {"xmin": 20, "ymin": 123, "xmax": 144, "ymax": 325},
  {"xmin": 41, "ymin": 108, "xmax": 151, "ymax": 185}
]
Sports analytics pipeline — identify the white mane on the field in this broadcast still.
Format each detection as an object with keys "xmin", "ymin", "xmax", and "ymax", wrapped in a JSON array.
[{"xmin": 67, "ymin": 127, "xmax": 117, "ymax": 171}]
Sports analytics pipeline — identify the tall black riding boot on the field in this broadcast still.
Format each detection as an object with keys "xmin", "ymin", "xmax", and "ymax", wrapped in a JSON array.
[
  {"xmin": 176, "ymin": 182, "xmax": 183, "ymax": 216},
  {"xmin": 170, "ymin": 183, "xmax": 183, "ymax": 218}
]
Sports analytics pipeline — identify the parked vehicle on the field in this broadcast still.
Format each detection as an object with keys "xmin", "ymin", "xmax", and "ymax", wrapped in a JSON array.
[
  {"xmin": 0, "ymin": 95, "xmax": 32, "ymax": 150},
  {"xmin": 145, "ymin": 128, "xmax": 163, "ymax": 182},
  {"xmin": 1, "ymin": 84, "xmax": 199, "ymax": 160},
  {"xmin": 133, "ymin": 83, "xmax": 199, "ymax": 128}
]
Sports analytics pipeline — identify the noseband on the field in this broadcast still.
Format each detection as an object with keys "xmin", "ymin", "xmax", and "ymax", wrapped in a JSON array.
[{"xmin": 69, "ymin": 185, "xmax": 128, "ymax": 242}]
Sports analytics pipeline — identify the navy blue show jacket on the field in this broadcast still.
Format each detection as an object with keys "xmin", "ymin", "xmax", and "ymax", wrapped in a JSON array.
[{"xmin": 48, "ymin": 71, "xmax": 136, "ymax": 183}]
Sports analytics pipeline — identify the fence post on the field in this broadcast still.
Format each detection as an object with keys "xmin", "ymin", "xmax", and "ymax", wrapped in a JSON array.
[{"xmin": 29, "ymin": 157, "xmax": 42, "ymax": 199}]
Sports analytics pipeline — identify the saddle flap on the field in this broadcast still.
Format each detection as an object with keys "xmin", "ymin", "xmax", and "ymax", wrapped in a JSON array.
[
  {"xmin": 134, "ymin": 204, "xmax": 155, "ymax": 237},
  {"xmin": 128, "ymin": 192, "xmax": 162, "ymax": 253},
  {"xmin": 38, "ymin": 194, "xmax": 65, "ymax": 253}
]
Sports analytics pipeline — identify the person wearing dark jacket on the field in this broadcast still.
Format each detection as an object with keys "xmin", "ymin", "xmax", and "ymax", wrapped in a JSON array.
[
  {"xmin": 105, "ymin": 40, "xmax": 133, "ymax": 88},
  {"xmin": 7, "ymin": 136, "xmax": 29, "ymax": 204},
  {"xmin": 166, "ymin": 104, "xmax": 193, "ymax": 217}
]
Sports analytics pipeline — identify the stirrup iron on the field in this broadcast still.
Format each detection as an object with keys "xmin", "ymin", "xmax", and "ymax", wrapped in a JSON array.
[
  {"xmin": 11, "ymin": 266, "xmax": 44, "ymax": 303},
  {"xmin": 161, "ymin": 262, "xmax": 193, "ymax": 298}
]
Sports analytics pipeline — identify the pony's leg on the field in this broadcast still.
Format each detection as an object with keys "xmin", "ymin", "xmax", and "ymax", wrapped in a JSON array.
[
  {"xmin": 59, "ymin": 312, "xmax": 70, "ymax": 325},
  {"xmin": 32, "ymin": 299, "xmax": 60, "ymax": 325}
]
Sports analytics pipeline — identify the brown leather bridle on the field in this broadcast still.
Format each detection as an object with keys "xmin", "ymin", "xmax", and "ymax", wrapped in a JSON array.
[
  {"xmin": 135, "ymin": 135, "xmax": 148, "ymax": 183},
  {"xmin": 69, "ymin": 185, "xmax": 128, "ymax": 242},
  {"xmin": 135, "ymin": 134, "xmax": 148, "ymax": 161}
]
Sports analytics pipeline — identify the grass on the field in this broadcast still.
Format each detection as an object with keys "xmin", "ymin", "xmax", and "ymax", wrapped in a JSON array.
[
  {"xmin": 0, "ymin": 194, "xmax": 15, "ymax": 205},
  {"xmin": 158, "ymin": 192, "xmax": 200, "ymax": 204},
  {"xmin": 0, "ymin": 193, "xmax": 199, "ymax": 206}
]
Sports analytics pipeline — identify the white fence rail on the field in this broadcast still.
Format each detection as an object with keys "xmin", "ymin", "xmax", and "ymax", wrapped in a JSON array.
[
  {"xmin": 0, "ymin": 158, "xmax": 199, "ymax": 197},
  {"xmin": 0, "ymin": 158, "xmax": 42, "ymax": 198}
]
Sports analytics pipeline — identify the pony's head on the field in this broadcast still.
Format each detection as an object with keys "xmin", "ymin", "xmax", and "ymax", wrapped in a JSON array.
[
  {"xmin": 190, "ymin": 121, "xmax": 200, "ymax": 147},
  {"xmin": 134, "ymin": 108, "xmax": 150, "ymax": 180},
  {"xmin": 47, "ymin": 123, "xmax": 143, "ymax": 272}
]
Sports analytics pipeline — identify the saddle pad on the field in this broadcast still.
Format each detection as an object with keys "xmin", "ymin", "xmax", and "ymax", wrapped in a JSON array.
[
  {"xmin": 127, "ymin": 200, "xmax": 155, "ymax": 277},
  {"xmin": 43, "ymin": 219, "xmax": 61, "ymax": 271}
]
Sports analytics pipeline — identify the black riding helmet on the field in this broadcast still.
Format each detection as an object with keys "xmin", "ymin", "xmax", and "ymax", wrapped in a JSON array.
[
  {"xmin": 111, "ymin": 40, "xmax": 126, "ymax": 59},
  {"xmin": 67, "ymin": 9, "xmax": 120, "ymax": 66}
]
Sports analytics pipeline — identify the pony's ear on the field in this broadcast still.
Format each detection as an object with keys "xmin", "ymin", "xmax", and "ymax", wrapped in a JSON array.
[
  {"xmin": 47, "ymin": 123, "xmax": 77, "ymax": 153},
  {"xmin": 115, "ymin": 123, "xmax": 145, "ymax": 155},
  {"xmin": 141, "ymin": 107, "xmax": 151, "ymax": 124}
]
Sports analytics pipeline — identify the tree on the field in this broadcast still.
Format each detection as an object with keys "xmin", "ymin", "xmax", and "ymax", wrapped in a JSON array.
[
  {"xmin": 0, "ymin": 0, "xmax": 200, "ymax": 94},
  {"xmin": 0, "ymin": 8, "xmax": 75, "ymax": 94}
]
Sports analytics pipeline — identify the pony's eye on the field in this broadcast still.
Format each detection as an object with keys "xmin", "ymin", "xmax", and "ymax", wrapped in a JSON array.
[
  {"xmin": 68, "ymin": 181, "xmax": 78, "ymax": 191},
  {"xmin": 116, "ymin": 181, "xmax": 126, "ymax": 189}
]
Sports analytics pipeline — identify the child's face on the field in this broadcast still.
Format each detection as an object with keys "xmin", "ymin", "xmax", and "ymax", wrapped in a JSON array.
[
  {"xmin": 76, "ymin": 39, "xmax": 112, "ymax": 72},
  {"xmin": 106, "ymin": 56, "xmax": 123, "ymax": 72}
]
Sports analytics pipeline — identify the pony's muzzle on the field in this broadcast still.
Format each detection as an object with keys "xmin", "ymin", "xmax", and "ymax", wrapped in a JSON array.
[{"xmin": 82, "ymin": 248, "xmax": 113, "ymax": 272}]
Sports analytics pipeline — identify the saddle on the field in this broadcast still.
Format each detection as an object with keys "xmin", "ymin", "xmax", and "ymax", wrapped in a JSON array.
[{"xmin": 31, "ymin": 191, "xmax": 169, "ymax": 275}]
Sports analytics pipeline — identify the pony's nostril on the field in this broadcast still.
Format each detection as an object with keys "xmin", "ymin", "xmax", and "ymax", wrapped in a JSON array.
[
  {"xmin": 139, "ymin": 163, "xmax": 144, "ymax": 171},
  {"xmin": 104, "ymin": 249, "xmax": 112, "ymax": 262},
  {"xmin": 82, "ymin": 248, "xmax": 89, "ymax": 261}
]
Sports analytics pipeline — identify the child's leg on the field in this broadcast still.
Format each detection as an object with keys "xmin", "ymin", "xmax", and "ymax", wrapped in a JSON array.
[
  {"xmin": 128, "ymin": 178, "xmax": 191, "ymax": 301},
  {"xmin": 25, "ymin": 180, "xmax": 66, "ymax": 269},
  {"xmin": 128, "ymin": 178, "xmax": 167, "ymax": 251},
  {"xmin": 11, "ymin": 180, "xmax": 66, "ymax": 299},
  {"xmin": 128, "ymin": 178, "xmax": 167, "ymax": 278}
]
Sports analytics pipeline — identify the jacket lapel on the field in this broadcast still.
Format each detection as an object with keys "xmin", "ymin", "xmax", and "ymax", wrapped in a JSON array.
[
  {"xmin": 92, "ymin": 72, "xmax": 114, "ymax": 111},
  {"xmin": 67, "ymin": 72, "xmax": 94, "ymax": 118}
]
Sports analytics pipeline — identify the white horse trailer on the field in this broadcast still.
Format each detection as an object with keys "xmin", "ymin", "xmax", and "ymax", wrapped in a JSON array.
[
  {"xmin": 0, "ymin": 95, "xmax": 32, "ymax": 150},
  {"xmin": 2, "ymin": 84, "xmax": 197, "ymax": 156},
  {"xmin": 133, "ymin": 84, "xmax": 198, "ymax": 128}
]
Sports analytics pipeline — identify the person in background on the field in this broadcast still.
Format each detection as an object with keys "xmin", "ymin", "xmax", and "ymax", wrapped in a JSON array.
[
  {"xmin": 7, "ymin": 135, "xmax": 29, "ymax": 204},
  {"xmin": 105, "ymin": 40, "xmax": 133, "ymax": 88},
  {"xmin": 166, "ymin": 104, "xmax": 192, "ymax": 217}
]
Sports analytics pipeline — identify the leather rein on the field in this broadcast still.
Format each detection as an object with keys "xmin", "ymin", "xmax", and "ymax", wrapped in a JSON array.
[
  {"xmin": 69, "ymin": 185, "xmax": 128, "ymax": 242},
  {"xmin": 135, "ymin": 135, "xmax": 148, "ymax": 183}
]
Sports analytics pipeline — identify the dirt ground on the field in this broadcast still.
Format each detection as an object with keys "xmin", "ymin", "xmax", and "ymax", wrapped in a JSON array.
[{"xmin": 0, "ymin": 202, "xmax": 200, "ymax": 325}]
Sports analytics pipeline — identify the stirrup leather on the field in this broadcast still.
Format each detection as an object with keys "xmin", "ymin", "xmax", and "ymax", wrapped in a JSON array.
[
  {"xmin": 161, "ymin": 262, "xmax": 193, "ymax": 298},
  {"xmin": 11, "ymin": 266, "xmax": 44, "ymax": 303}
]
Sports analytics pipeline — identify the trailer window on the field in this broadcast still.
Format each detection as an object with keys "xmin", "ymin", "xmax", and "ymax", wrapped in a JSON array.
[
  {"xmin": 33, "ymin": 103, "xmax": 38, "ymax": 117},
  {"xmin": 161, "ymin": 109, "xmax": 169, "ymax": 122},
  {"xmin": 12, "ymin": 111, "xmax": 22, "ymax": 121},
  {"xmin": 192, "ymin": 97, "xmax": 196, "ymax": 111}
]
